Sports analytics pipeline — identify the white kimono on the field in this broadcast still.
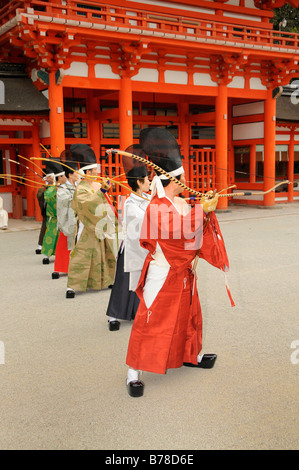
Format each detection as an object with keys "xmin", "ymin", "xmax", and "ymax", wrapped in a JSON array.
[
  {"xmin": 123, "ymin": 192, "xmax": 150, "ymax": 291},
  {"xmin": 56, "ymin": 180, "xmax": 76, "ymax": 250},
  {"xmin": 0, "ymin": 196, "xmax": 8, "ymax": 229},
  {"xmin": 142, "ymin": 196, "xmax": 190, "ymax": 308}
]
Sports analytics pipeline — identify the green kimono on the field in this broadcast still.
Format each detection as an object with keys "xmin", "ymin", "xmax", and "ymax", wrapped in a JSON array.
[
  {"xmin": 67, "ymin": 180, "xmax": 117, "ymax": 292},
  {"xmin": 41, "ymin": 185, "xmax": 59, "ymax": 258}
]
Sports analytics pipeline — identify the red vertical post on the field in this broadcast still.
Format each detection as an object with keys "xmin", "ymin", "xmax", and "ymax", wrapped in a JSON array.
[
  {"xmin": 48, "ymin": 70, "xmax": 65, "ymax": 158},
  {"xmin": 264, "ymin": 89, "xmax": 276, "ymax": 206},
  {"xmin": 250, "ymin": 144, "xmax": 256, "ymax": 184},
  {"xmin": 32, "ymin": 124, "xmax": 43, "ymax": 221},
  {"xmin": 288, "ymin": 129, "xmax": 294, "ymax": 203},
  {"xmin": 87, "ymin": 90, "xmax": 100, "ymax": 161},
  {"xmin": 119, "ymin": 76, "xmax": 133, "ymax": 151},
  {"xmin": 119, "ymin": 76, "xmax": 133, "ymax": 196},
  {"xmin": 179, "ymin": 99, "xmax": 190, "ymax": 192},
  {"xmin": 215, "ymin": 84, "xmax": 228, "ymax": 210}
]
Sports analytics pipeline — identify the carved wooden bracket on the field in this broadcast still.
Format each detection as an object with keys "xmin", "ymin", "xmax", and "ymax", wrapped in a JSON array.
[
  {"xmin": 210, "ymin": 53, "xmax": 248, "ymax": 85},
  {"xmin": 110, "ymin": 41, "xmax": 151, "ymax": 78}
]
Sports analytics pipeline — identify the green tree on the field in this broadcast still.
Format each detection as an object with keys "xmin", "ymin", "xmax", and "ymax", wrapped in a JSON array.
[{"xmin": 271, "ymin": 5, "xmax": 299, "ymax": 33}]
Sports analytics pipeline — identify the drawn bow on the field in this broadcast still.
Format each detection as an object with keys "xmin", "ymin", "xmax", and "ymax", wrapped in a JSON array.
[{"xmin": 106, "ymin": 149, "xmax": 290, "ymax": 199}]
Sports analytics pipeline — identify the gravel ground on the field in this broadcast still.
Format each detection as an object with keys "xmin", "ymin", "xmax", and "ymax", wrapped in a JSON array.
[{"xmin": 0, "ymin": 204, "xmax": 298, "ymax": 450}]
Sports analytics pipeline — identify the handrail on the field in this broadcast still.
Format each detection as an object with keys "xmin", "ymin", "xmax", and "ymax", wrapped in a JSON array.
[{"xmin": 1, "ymin": 0, "xmax": 299, "ymax": 52}]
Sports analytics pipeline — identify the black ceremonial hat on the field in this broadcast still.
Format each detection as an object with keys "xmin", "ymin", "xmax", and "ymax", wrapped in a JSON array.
[
  {"xmin": 45, "ymin": 158, "xmax": 64, "ymax": 177},
  {"xmin": 60, "ymin": 149, "xmax": 78, "ymax": 175},
  {"xmin": 69, "ymin": 144, "xmax": 97, "ymax": 171},
  {"xmin": 139, "ymin": 128, "xmax": 183, "ymax": 176},
  {"xmin": 122, "ymin": 144, "xmax": 148, "ymax": 179}
]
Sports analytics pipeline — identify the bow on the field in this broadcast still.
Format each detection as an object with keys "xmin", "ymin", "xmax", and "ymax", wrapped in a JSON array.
[{"xmin": 106, "ymin": 149, "xmax": 291, "ymax": 200}]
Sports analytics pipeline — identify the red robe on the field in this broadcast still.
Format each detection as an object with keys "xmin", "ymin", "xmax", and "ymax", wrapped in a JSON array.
[
  {"xmin": 126, "ymin": 196, "xmax": 229, "ymax": 375},
  {"xmin": 54, "ymin": 232, "xmax": 70, "ymax": 274}
]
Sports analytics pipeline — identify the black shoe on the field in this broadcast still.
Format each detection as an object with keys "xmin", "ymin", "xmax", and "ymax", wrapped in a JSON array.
[
  {"xmin": 35, "ymin": 249, "xmax": 41, "ymax": 254},
  {"xmin": 108, "ymin": 284, "xmax": 113, "ymax": 289},
  {"xmin": 42, "ymin": 257, "xmax": 49, "ymax": 264},
  {"xmin": 109, "ymin": 320, "xmax": 120, "ymax": 331},
  {"xmin": 127, "ymin": 380, "xmax": 144, "ymax": 397},
  {"xmin": 66, "ymin": 290, "xmax": 75, "ymax": 299},
  {"xmin": 183, "ymin": 354, "xmax": 217, "ymax": 369},
  {"xmin": 52, "ymin": 272, "xmax": 60, "ymax": 279}
]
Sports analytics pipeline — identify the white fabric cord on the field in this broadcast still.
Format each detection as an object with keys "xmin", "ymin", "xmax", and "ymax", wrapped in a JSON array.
[
  {"xmin": 159, "ymin": 166, "xmax": 184, "ymax": 179},
  {"xmin": 80, "ymin": 163, "xmax": 98, "ymax": 171},
  {"xmin": 150, "ymin": 166, "xmax": 184, "ymax": 199},
  {"xmin": 55, "ymin": 171, "xmax": 65, "ymax": 179},
  {"xmin": 150, "ymin": 175, "xmax": 166, "ymax": 199}
]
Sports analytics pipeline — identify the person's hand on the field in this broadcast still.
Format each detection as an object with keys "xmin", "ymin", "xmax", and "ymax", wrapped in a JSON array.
[
  {"xmin": 100, "ymin": 179, "xmax": 111, "ymax": 193},
  {"xmin": 200, "ymin": 191, "xmax": 219, "ymax": 213}
]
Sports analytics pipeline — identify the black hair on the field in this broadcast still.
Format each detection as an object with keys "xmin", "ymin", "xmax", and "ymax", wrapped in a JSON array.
[
  {"xmin": 65, "ymin": 167, "xmax": 75, "ymax": 178},
  {"xmin": 160, "ymin": 173, "xmax": 182, "ymax": 187},
  {"xmin": 127, "ymin": 176, "xmax": 146, "ymax": 192}
]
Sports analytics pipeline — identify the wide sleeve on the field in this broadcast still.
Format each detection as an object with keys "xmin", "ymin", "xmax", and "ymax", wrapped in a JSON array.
[
  {"xmin": 72, "ymin": 185, "xmax": 107, "ymax": 228},
  {"xmin": 44, "ymin": 186, "xmax": 57, "ymax": 218},
  {"xmin": 124, "ymin": 200, "xmax": 149, "ymax": 273},
  {"xmin": 56, "ymin": 186, "xmax": 76, "ymax": 239},
  {"xmin": 197, "ymin": 212, "xmax": 230, "ymax": 272}
]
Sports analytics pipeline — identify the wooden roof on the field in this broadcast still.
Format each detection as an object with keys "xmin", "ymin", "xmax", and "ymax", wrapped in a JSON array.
[
  {"xmin": 0, "ymin": 65, "xmax": 49, "ymax": 115},
  {"xmin": 276, "ymin": 86, "xmax": 299, "ymax": 122}
]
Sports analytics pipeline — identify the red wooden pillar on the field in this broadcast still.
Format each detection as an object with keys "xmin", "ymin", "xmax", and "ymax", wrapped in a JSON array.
[
  {"xmin": 215, "ymin": 84, "xmax": 228, "ymax": 210},
  {"xmin": 87, "ymin": 90, "xmax": 100, "ymax": 161},
  {"xmin": 227, "ymin": 99, "xmax": 234, "ymax": 186},
  {"xmin": 25, "ymin": 161, "xmax": 35, "ymax": 218},
  {"xmin": 179, "ymin": 99, "xmax": 190, "ymax": 191},
  {"xmin": 119, "ymin": 76, "xmax": 133, "ymax": 197},
  {"xmin": 48, "ymin": 70, "xmax": 65, "ymax": 158},
  {"xmin": 250, "ymin": 144, "xmax": 256, "ymax": 184},
  {"xmin": 288, "ymin": 129, "xmax": 294, "ymax": 203},
  {"xmin": 264, "ymin": 90, "xmax": 276, "ymax": 206},
  {"xmin": 119, "ymin": 76, "xmax": 133, "ymax": 151},
  {"xmin": 32, "ymin": 124, "xmax": 43, "ymax": 221}
]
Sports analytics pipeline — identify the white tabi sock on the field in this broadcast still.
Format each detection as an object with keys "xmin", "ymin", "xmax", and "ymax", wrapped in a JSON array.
[
  {"xmin": 126, "ymin": 368, "xmax": 140, "ymax": 385},
  {"xmin": 197, "ymin": 354, "xmax": 203, "ymax": 363},
  {"xmin": 109, "ymin": 317, "xmax": 117, "ymax": 322}
]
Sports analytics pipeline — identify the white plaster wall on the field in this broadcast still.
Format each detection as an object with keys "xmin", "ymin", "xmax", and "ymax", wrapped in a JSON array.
[
  {"xmin": 276, "ymin": 134, "xmax": 291, "ymax": 142},
  {"xmin": 126, "ymin": 0, "xmax": 215, "ymax": 15},
  {"xmin": 233, "ymin": 121, "xmax": 264, "ymax": 140},
  {"xmin": 0, "ymin": 119, "xmax": 32, "ymax": 126},
  {"xmin": 227, "ymin": 76, "xmax": 245, "ymax": 89},
  {"xmin": 223, "ymin": 11, "xmax": 261, "ymax": 21},
  {"xmin": 233, "ymin": 101, "xmax": 264, "ymax": 117},
  {"xmin": 250, "ymin": 77, "xmax": 267, "ymax": 90},
  {"xmin": 64, "ymin": 61, "xmax": 89, "ymax": 78},
  {"xmin": 39, "ymin": 120, "xmax": 50, "ymax": 139},
  {"xmin": 131, "ymin": 68, "xmax": 159, "ymax": 82},
  {"xmin": 94, "ymin": 63, "xmax": 120, "ymax": 79},
  {"xmin": 193, "ymin": 72, "xmax": 217, "ymax": 87},
  {"xmin": 165, "ymin": 70, "xmax": 188, "ymax": 85}
]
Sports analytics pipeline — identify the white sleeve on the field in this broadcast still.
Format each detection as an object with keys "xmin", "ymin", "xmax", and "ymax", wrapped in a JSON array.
[{"xmin": 124, "ymin": 199, "xmax": 148, "ymax": 274}]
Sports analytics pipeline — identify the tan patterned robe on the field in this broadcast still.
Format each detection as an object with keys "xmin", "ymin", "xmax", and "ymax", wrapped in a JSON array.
[{"xmin": 67, "ymin": 180, "xmax": 117, "ymax": 292}]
